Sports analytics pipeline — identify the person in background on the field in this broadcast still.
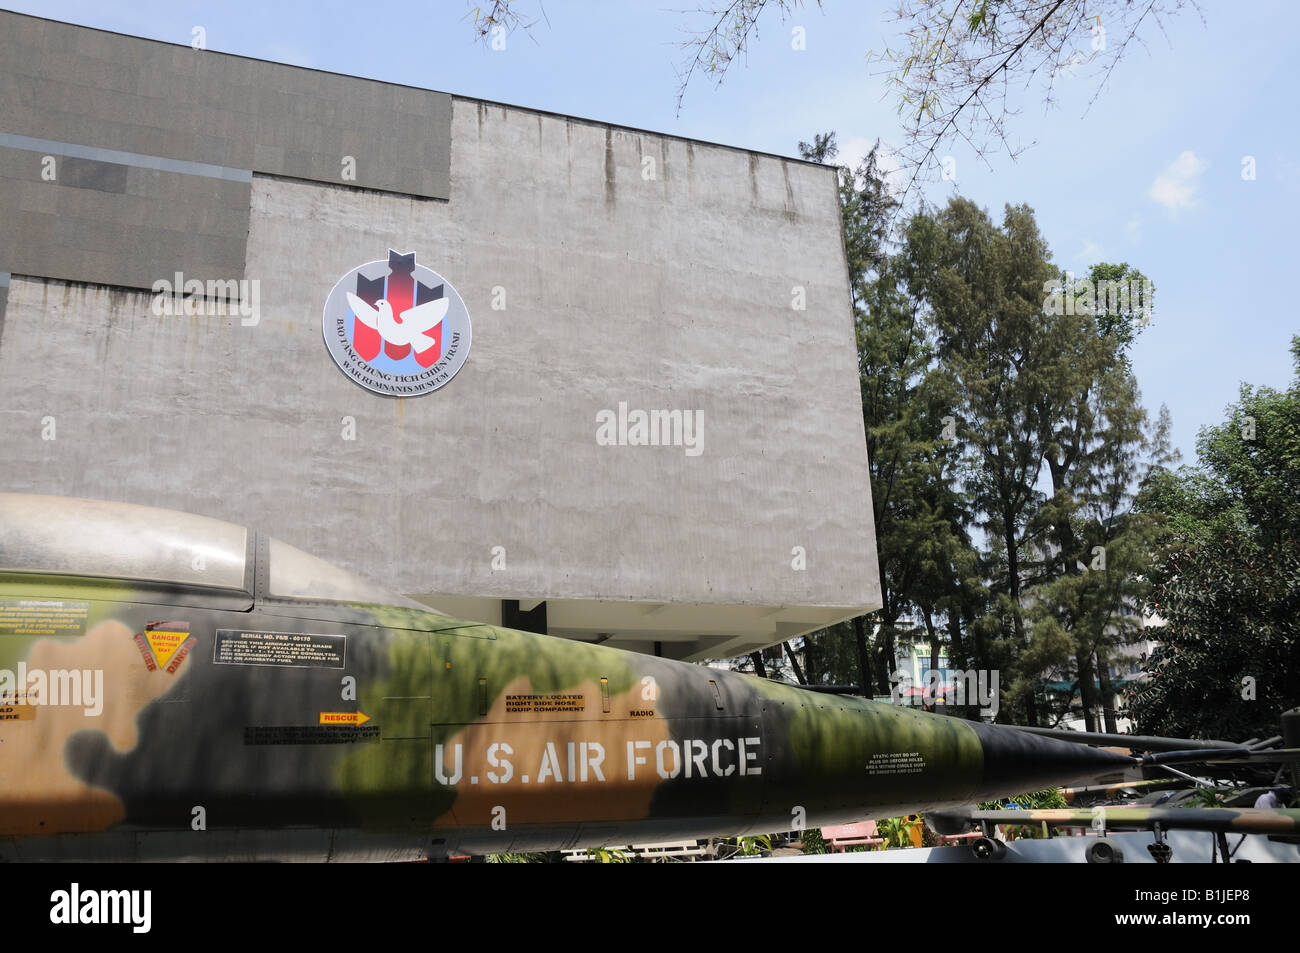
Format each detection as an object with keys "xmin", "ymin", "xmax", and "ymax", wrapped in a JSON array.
[{"xmin": 1254, "ymin": 786, "xmax": 1294, "ymax": 808}]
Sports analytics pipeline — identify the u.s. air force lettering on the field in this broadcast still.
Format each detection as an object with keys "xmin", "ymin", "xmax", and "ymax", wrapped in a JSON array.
[
  {"xmin": 431, "ymin": 736, "xmax": 763, "ymax": 785},
  {"xmin": 321, "ymin": 249, "xmax": 472, "ymax": 397}
]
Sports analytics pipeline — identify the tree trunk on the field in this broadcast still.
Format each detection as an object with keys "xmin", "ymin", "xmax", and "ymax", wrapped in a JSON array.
[
  {"xmin": 923, "ymin": 607, "xmax": 941, "ymax": 711},
  {"xmin": 947, "ymin": 607, "xmax": 966, "ymax": 671},
  {"xmin": 852, "ymin": 616, "xmax": 873, "ymax": 697},
  {"xmin": 945, "ymin": 608, "xmax": 971, "ymax": 718},
  {"xmin": 877, "ymin": 624, "xmax": 897, "ymax": 696},
  {"xmin": 1076, "ymin": 647, "xmax": 1098, "ymax": 732},
  {"xmin": 1096, "ymin": 652, "xmax": 1119, "ymax": 733},
  {"xmin": 782, "ymin": 641, "xmax": 807, "ymax": 685},
  {"xmin": 1005, "ymin": 520, "xmax": 1037, "ymax": 726},
  {"xmin": 803, "ymin": 635, "xmax": 818, "ymax": 686}
]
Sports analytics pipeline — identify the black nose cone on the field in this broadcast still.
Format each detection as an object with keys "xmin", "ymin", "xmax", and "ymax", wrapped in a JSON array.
[{"xmin": 968, "ymin": 721, "xmax": 1135, "ymax": 802}]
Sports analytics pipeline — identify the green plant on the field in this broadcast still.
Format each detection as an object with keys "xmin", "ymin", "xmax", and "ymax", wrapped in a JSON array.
[
  {"xmin": 1183, "ymin": 787, "xmax": 1226, "ymax": 808},
  {"xmin": 800, "ymin": 828, "xmax": 827, "ymax": 854},
  {"xmin": 974, "ymin": 787, "xmax": 1067, "ymax": 840},
  {"xmin": 585, "ymin": 846, "xmax": 631, "ymax": 863},
  {"xmin": 979, "ymin": 787, "xmax": 1067, "ymax": 811},
  {"xmin": 875, "ymin": 816, "xmax": 908, "ymax": 849},
  {"xmin": 485, "ymin": 852, "xmax": 548, "ymax": 863}
]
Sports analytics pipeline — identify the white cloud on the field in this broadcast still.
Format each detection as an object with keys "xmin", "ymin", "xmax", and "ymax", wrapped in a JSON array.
[
  {"xmin": 1077, "ymin": 238, "xmax": 1104, "ymax": 261},
  {"xmin": 836, "ymin": 136, "xmax": 875, "ymax": 175},
  {"xmin": 1126, "ymin": 214, "xmax": 1142, "ymax": 243},
  {"xmin": 831, "ymin": 135, "xmax": 909, "ymax": 199},
  {"xmin": 1148, "ymin": 150, "xmax": 1208, "ymax": 214}
]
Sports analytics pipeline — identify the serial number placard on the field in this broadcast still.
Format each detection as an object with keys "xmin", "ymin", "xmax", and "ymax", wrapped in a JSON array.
[{"xmin": 213, "ymin": 630, "xmax": 345, "ymax": 669}]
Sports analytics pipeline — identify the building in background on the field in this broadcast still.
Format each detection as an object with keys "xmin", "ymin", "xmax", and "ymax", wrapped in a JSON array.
[{"xmin": 0, "ymin": 12, "xmax": 880, "ymax": 661}]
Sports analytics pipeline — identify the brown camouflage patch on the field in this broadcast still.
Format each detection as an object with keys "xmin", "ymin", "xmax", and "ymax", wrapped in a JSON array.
[
  {"xmin": 435, "ymin": 675, "xmax": 671, "ymax": 828},
  {"xmin": 0, "ymin": 619, "xmax": 194, "ymax": 835}
]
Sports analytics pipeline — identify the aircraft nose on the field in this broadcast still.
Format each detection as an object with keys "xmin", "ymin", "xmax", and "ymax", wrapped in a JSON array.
[{"xmin": 967, "ymin": 721, "xmax": 1135, "ymax": 802}]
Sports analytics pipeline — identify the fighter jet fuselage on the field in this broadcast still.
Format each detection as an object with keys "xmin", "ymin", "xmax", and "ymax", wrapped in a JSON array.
[{"xmin": 0, "ymin": 493, "xmax": 1132, "ymax": 861}]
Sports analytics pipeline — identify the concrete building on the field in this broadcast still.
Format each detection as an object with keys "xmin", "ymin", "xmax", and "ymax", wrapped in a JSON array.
[{"xmin": 0, "ymin": 11, "xmax": 880, "ymax": 661}]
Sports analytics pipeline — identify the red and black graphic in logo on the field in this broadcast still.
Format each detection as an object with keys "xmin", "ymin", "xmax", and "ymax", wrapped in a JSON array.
[{"xmin": 322, "ymin": 249, "xmax": 472, "ymax": 397}]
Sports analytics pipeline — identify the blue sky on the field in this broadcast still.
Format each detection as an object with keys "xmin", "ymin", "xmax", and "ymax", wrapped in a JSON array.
[{"xmin": 12, "ymin": 0, "xmax": 1297, "ymax": 466}]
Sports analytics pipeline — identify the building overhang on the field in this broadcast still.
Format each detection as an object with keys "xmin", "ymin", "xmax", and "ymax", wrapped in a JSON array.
[{"xmin": 410, "ymin": 594, "xmax": 873, "ymax": 663}]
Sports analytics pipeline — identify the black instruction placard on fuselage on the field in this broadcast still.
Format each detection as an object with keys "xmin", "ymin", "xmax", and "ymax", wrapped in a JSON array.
[{"xmin": 214, "ymin": 629, "xmax": 346, "ymax": 669}]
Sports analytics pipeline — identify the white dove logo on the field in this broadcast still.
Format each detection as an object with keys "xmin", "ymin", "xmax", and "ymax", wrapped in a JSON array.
[
  {"xmin": 322, "ymin": 250, "xmax": 473, "ymax": 398},
  {"xmin": 346, "ymin": 292, "xmax": 448, "ymax": 355}
]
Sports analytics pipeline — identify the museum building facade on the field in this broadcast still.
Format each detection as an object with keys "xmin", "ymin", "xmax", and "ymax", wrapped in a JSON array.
[{"xmin": 0, "ymin": 11, "xmax": 880, "ymax": 661}]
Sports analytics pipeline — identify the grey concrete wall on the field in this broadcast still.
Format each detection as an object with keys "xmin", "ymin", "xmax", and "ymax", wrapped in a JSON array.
[
  {"xmin": 0, "ymin": 10, "xmax": 450, "ymax": 289},
  {"xmin": 0, "ymin": 96, "xmax": 879, "ymax": 613}
]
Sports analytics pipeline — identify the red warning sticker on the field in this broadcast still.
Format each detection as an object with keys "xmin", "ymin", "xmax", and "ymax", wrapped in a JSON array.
[{"xmin": 135, "ymin": 621, "xmax": 195, "ymax": 675}]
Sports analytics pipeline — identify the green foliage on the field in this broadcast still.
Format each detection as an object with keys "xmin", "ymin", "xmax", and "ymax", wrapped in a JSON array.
[
  {"xmin": 584, "ymin": 846, "xmax": 631, "ymax": 863},
  {"xmin": 800, "ymin": 827, "xmax": 827, "ymax": 854},
  {"xmin": 796, "ymin": 620, "xmax": 874, "ymax": 687},
  {"xmin": 710, "ymin": 833, "xmax": 777, "ymax": 860},
  {"xmin": 978, "ymin": 787, "xmax": 1067, "ymax": 811},
  {"xmin": 672, "ymin": 0, "xmax": 822, "ymax": 113},
  {"xmin": 485, "ymin": 852, "xmax": 550, "ymax": 863},
  {"xmin": 1132, "ymin": 339, "xmax": 1300, "ymax": 739},
  {"xmin": 772, "ymin": 172, "xmax": 1164, "ymax": 731},
  {"xmin": 896, "ymin": 200, "xmax": 1161, "ymax": 726},
  {"xmin": 863, "ymin": 0, "xmax": 1198, "ymax": 196},
  {"xmin": 975, "ymin": 788, "xmax": 1067, "ymax": 840},
  {"xmin": 874, "ymin": 815, "xmax": 925, "ymax": 848},
  {"xmin": 792, "ymin": 136, "xmax": 983, "ymax": 697},
  {"xmin": 1183, "ymin": 787, "xmax": 1227, "ymax": 808},
  {"xmin": 874, "ymin": 815, "xmax": 909, "ymax": 848}
]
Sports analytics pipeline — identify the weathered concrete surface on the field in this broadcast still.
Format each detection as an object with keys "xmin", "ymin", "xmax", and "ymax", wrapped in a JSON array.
[
  {"xmin": 0, "ymin": 92, "xmax": 878, "ymax": 657},
  {"xmin": 0, "ymin": 10, "xmax": 451, "ymax": 290}
]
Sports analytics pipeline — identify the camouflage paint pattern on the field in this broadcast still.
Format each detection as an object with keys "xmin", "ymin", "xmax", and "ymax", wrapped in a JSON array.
[
  {"xmin": 930, "ymin": 806, "xmax": 1300, "ymax": 836},
  {"xmin": 0, "ymin": 496, "xmax": 1138, "ymax": 861},
  {"xmin": 1061, "ymin": 778, "xmax": 1187, "ymax": 804}
]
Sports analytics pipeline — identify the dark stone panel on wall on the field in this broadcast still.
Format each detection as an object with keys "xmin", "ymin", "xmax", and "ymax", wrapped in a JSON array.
[
  {"xmin": 0, "ymin": 12, "xmax": 451, "ymax": 198},
  {"xmin": 0, "ymin": 10, "xmax": 452, "ymax": 290},
  {"xmin": 0, "ymin": 145, "xmax": 251, "ymax": 289}
]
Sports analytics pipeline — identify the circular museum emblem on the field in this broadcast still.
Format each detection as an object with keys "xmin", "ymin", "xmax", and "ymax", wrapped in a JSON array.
[{"xmin": 322, "ymin": 249, "xmax": 472, "ymax": 397}]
